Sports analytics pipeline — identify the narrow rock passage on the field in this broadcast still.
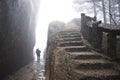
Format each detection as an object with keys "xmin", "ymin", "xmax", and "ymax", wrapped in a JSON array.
[{"xmin": 34, "ymin": 59, "xmax": 45, "ymax": 80}]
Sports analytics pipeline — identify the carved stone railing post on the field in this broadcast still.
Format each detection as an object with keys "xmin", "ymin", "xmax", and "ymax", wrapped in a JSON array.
[
  {"xmin": 81, "ymin": 13, "xmax": 86, "ymax": 37},
  {"xmin": 92, "ymin": 22, "xmax": 103, "ymax": 50},
  {"xmin": 86, "ymin": 26, "xmax": 92, "ymax": 42},
  {"xmin": 107, "ymin": 33, "xmax": 117, "ymax": 58}
]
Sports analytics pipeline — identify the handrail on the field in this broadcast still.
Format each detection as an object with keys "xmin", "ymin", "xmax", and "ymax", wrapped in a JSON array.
[{"xmin": 81, "ymin": 13, "xmax": 120, "ymax": 59}]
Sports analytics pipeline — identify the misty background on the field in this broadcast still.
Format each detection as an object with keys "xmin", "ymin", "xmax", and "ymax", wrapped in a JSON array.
[{"xmin": 34, "ymin": 0, "xmax": 120, "ymax": 60}]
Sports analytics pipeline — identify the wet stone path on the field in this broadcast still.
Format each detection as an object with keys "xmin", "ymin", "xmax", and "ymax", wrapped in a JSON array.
[
  {"xmin": 5, "ymin": 59, "xmax": 45, "ymax": 80},
  {"xmin": 35, "ymin": 59, "xmax": 45, "ymax": 80}
]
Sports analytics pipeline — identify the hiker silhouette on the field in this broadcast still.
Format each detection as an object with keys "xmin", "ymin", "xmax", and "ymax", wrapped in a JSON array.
[{"xmin": 36, "ymin": 48, "xmax": 41, "ymax": 58}]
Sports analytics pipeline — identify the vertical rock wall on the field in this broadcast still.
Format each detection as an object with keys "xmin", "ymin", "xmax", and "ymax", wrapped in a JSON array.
[
  {"xmin": 0, "ymin": 0, "xmax": 40, "ymax": 79},
  {"xmin": 46, "ymin": 21, "xmax": 65, "ymax": 80}
]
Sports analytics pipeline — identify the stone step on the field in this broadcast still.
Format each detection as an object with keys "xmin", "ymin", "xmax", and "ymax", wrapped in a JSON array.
[
  {"xmin": 69, "ymin": 52, "xmax": 100, "ymax": 56},
  {"xmin": 59, "ymin": 34, "xmax": 81, "ymax": 38},
  {"xmin": 69, "ymin": 52, "xmax": 104, "ymax": 60},
  {"xmin": 64, "ymin": 46, "xmax": 91, "ymax": 52},
  {"xmin": 72, "ymin": 59, "xmax": 114, "ymax": 69},
  {"xmin": 74, "ymin": 69, "xmax": 120, "ymax": 80},
  {"xmin": 37, "ymin": 76, "xmax": 45, "ymax": 80},
  {"xmin": 58, "ymin": 32, "xmax": 80, "ymax": 35},
  {"xmin": 58, "ymin": 37, "xmax": 82, "ymax": 42},
  {"xmin": 58, "ymin": 31, "xmax": 80, "ymax": 35},
  {"xmin": 58, "ymin": 41, "xmax": 84, "ymax": 47}
]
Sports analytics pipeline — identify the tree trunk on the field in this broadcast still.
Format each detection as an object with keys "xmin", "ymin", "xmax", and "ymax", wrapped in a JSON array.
[
  {"xmin": 109, "ymin": 0, "xmax": 112, "ymax": 24},
  {"xmin": 118, "ymin": 1, "xmax": 120, "ymax": 23},
  {"xmin": 93, "ymin": 0, "xmax": 97, "ymax": 20},
  {"xmin": 102, "ymin": 0, "xmax": 106, "ymax": 24}
]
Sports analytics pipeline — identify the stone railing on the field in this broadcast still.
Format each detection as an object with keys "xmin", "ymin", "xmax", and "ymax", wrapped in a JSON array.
[{"xmin": 81, "ymin": 13, "xmax": 120, "ymax": 59}]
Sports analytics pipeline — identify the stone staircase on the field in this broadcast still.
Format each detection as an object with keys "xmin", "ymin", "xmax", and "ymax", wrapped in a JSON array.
[{"xmin": 57, "ymin": 30, "xmax": 120, "ymax": 80}]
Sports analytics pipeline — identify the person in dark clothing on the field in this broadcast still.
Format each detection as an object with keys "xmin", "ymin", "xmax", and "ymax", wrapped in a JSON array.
[{"xmin": 36, "ymin": 48, "xmax": 41, "ymax": 59}]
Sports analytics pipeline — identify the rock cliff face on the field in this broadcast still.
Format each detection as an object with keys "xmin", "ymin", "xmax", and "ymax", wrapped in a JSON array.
[
  {"xmin": 0, "ymin": 0, "xmax": 39, "ymax": 79},
  {"xmin": 45, "ymin": 21, "xmax": 65, "ymax": 80}
]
